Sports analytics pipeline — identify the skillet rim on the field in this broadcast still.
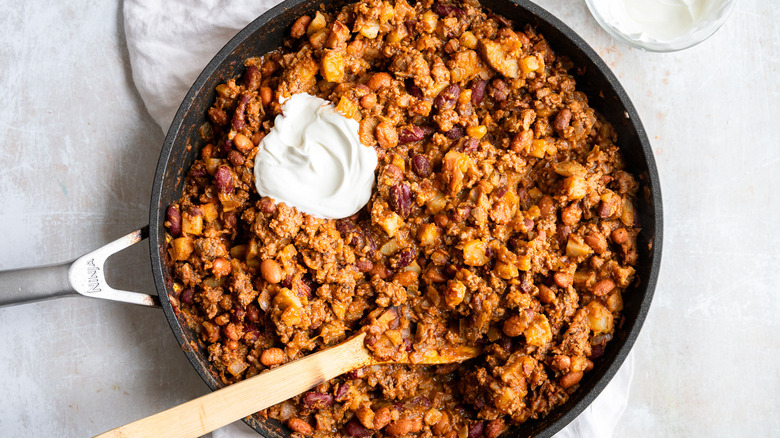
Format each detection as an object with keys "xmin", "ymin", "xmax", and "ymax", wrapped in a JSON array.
[{"xmin": 149, "ymin": 0, "xmax": 663, "ymax": 436}]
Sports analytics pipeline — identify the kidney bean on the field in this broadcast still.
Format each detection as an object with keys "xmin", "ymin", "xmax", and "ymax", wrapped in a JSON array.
[
  {"xmin": 590, "ymin": 344, "xmax": 605, "ymax": 359},
  {"xmin": 244, "ymin": 65, "xmax": 261, "ymax": 90},
  {"xmin": 334, "ymin": 382, "xmax": 350, "ymax": 401},
  {"xmin": 398, "ymin": 126, "xmax": 426, "ymax": 144},
  {"xmin": 470, "ymin": 79, "xmax": 486, "ymax": 105},
  {"xmin": 434, "ymin": 84, "xmax": 460, "ymax": 111},
  {"xmin": 412, "ymin": 154, "xmax": 431, "ymax": 177},
  {"xmin": 219, "ymin": 138, "xmax": 233, "ymax": 156},
  {"xmin": 444, "ymin": 125, "xmax": 464, "ymax": 139},
  {"xmin": 246, "ymin": 305, "xmax": 260, "ymax": 323},
  {"xmin": 468, "ymin": 421, "xmax": 485, "ymax": 438},
  {"xmin": 405, "ymin": 79, "xmax": 424, "ymax": 99},
  {"xmin": 412, "ymin": 396, "xmax": 431, "ymax": 407},
  {"xmin": 456, "ymin": 137, "xmax": 479, "ymax": 152},
  {"xmin": 304, "ymin": 391, "xmax": 335, "ymax": 408},
  {"xmin": 352, "ymin": 259, "xmax": 370, "ymax": 273},
  {"xmin": 231, "ymin": 93, "xmax": 251, "ymax": 131},
  {"xmin": 450, "ymin": 205, "xmax": 471, "ymax": 222},
  {"xmin": 489, "ymin": 78, "xmax": 508, "ymax": 102},
  {"xmin": 336, "ymin": 219, "xmax": 358, "ymax": 237},
  {"xmin": 554, "ymin": 108, "xmax": 572, "ymax": 133},
  {"xmin": 556, "ymin": 225, "xmax": 571, "ymax": 247},
  {"xmin": 179, "ymin": 288, "xmax": 194, "ymax": 305},
  {"xmin": 243, "ymin": 323, "xmax": 260, "ymax": 343},
  {"xmin": 391, "ymin": 248, "xmax": 415, "ymax": 269},
  {"xmin": 166, "ymin": 206, "xmax": 182, "ymax": 236},
  {"xmin": 345, "ymin": 418, "xmax": 374, "ymax": 437},
  {"xmin": 499, "ymin": 335, "xmax": 513, "ymax": 352},
  {"xmin": 222, "ymin": 210, "xmax": 237, "ymax": 229},
  {"xmin": 214, "ymin": 166, "xmax": 234, "ymax": 193},
  {"xmin": 433, "ymin": 2, "xmax": 465, "ymax": 16},
  {"xmin": 390, "ymin": 183, "xmax": 412, "ymax": 217},
  {"xmin": 259, "ymin": 197, "xmax": 276, "ymax": 214}
]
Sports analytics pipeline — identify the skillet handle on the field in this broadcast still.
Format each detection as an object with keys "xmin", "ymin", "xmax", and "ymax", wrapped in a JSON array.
[
  {"xmin": 0, "ymin": 227, "xmax": 160, "ymax": 308},
  {"xmin": 0, "ymin": 263, "xmax": 78, "ymax": 307}
]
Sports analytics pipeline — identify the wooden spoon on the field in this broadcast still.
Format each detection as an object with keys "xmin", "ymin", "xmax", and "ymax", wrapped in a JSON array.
[{"xmin": 95, "ymin": 332, "xmax": 479, "ymax": 438}]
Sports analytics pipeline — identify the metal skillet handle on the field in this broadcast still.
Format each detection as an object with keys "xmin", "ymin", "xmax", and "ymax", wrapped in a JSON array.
[{"xmin": 0, "ymin": 227, "xmax": 160, "ymax": 308}]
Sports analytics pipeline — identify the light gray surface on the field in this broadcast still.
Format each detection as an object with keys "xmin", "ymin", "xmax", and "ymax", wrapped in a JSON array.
[{"xmin": 0, "ymin": 0, "xmax": 777, "ymax": 437}]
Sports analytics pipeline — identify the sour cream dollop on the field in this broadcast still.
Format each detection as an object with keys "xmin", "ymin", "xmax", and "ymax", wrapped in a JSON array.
[{"xmin": 253, "ymin": 93, "xmax": 378, "ymax": 219}]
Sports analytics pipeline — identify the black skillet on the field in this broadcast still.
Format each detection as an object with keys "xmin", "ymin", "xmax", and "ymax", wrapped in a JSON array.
[
  {"xmin": 150, "ymin": 0, "xmax": 662, "ymax": 436},
  {"xmin": 0, "ymin": 0, "xmax": 662, "ymax": 436}
]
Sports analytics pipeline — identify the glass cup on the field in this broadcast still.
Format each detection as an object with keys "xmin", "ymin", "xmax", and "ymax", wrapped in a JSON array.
[{"xmin": 584, "ymin": 0, "xmax": 738, "ymax": 52}]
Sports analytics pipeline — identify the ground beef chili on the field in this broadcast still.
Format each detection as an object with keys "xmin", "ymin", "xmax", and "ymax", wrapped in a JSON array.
[{"xmin": 164, "ymin": 0, "xmax": 642, "ymax": 436}]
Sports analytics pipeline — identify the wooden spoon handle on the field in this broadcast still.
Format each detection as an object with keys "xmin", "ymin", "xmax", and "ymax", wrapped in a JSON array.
[{"xmin": 95, "ymin": 333, "xmax": 372, "ymax": 438}]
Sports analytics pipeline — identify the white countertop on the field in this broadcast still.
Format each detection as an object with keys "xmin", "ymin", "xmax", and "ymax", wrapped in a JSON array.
[{"xmin": 0, "ymin": 1, "xmax": 778, "ymax": 436}]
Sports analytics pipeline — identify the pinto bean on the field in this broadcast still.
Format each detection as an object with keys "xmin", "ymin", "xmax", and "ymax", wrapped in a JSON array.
[
  {"xmin": 260, "ymin": 259, "xmax": 283, "ymax": 284},
  {"xmin": 287, "ymin": 418, "xmax": 313, "ymax": 435},
  {"xmin": 591, "ymin": 279, "xmax": 615, "ymax": 296},
  {"xmin": 260, "ymin": 347, "xmax": 285, "ymax": 366},
  {"xmin": 560, "ymin": 371, "xmax": 584, "ymax": 389}
]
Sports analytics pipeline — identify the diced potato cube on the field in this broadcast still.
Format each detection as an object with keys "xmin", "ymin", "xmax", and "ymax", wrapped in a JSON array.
[
  {"xmin": 182, "ymin": 211, "xmax": 203, "ymax": 235},
  {"xmin": 528, "ymin": 139, "xmax": 547, "ymax": 158},
  {"xmin": 359, "ymin": 21, "xmax": 380, "ymax": 39},
  {"xmin": 321, "ymin": 50, "xmax": 345, "ymax": 83},
  {"xmin": 385, "ymin": 329, "xmax": 403, "ymax": 346},
  {"xmin": 218, "ymin": 192, "xmax": 241, "ymax": 212},
  {"xmin": 274, "ymin": 287, "xmax": 302, "ymax": 311},
  {"xmin": 445, "ymin": 280, "xmax": 466, "ymax": 307},
  {"xmin": 380, "ymin": 1, "xmax": 395, "ymax": 22},
  {"xmin": 516, "ymin": 254, "xmax": 531, "ymax": 271},
  {"xmin": 417, "ymin": 223, "xmax": 441, "ymax": 247},
  {"xmin": 462, "ymin": 239, "xmax": 488, "ymax": 266},
  {"xmin": 495, "ymin": 261, "xmax": 519, "ymax": 279},
  {"xmin": 379, "ymin": 210, "xmax": 403, "ymax": 237},
  {"xmin": 201, "ymin": 202, "xmax": 218, "ymax": 223},
  {"xmin": 281, "ymin": 306, "xmax": 302, "ymax": 326},
  {"xmin": 479, "ymin": 39, "xmax": 518, "ymax": 78},
  {"xmin": 336, "ymin": 96, "xmax": 359, "ymax": 120},
  {"xmin": 380, "ymin": 237, "xmax": 401, "ymax": 256},
  {"xmin": 566, "ymin": 235, "xmax": 593, "ymax": 258},
  {"xmin": 204, "ymin": 158, "xmax": 221, "ymax": 175},
  {"xmin": 553, "ymin": 161, "xmax": 586, "ymax": 177},
  {"xmin": 170, "ymin": 237, "xmax": 194, "ymax": 261},
  {"xmin": 526, "ymin": 205, "xmax": 541, "ymax": 220},
  {"xmin": 563, "ymin": 175, "xmax": 588, "ymax": 200},
  {"xmin": 524, "ymin": 314, "xmax": 552, "ymax": 347},
  {"xmin": 621, "ymin": 198, "xmax": 635, "ymax": 226},
  {"xmin": 466, "ymin": 125, "xmax": 487, "ymax": 139},
  {"xmin": 306, "ymin": 11, "xmax": 327, "ymax": 35},
  {"xmin": 519, "ymin": 55, "xmax": 540, "ymax": 75},
  {"xmin": 426, "ymin": 191, "xmax": 447, "ymax": 214},
  {"xmin": 460, "ymin": 31, "xmax": 478, "ymax": 49},
  {"xmin": 421, "ymin": 11, "xmax": 438, "ymax": 33},
  {"xmin": 586, "ymin": 301, "xmax": 614, "ymax": 333}
]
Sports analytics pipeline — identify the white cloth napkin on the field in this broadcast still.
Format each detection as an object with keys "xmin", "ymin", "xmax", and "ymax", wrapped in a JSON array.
[{"xmin": 123, "ymin": 1, "xmax": 635, "ymax": 436}]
